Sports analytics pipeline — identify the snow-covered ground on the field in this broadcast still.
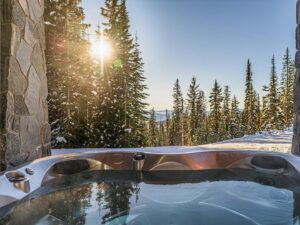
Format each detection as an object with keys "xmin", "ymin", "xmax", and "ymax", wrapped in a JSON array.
[
  {"xmin": 52, "ymin": 129, "xmax": 293, "ymax": 155},
  {"xmin": 202, "ymin": 129, "xmax": 293, "ymax": 153}
]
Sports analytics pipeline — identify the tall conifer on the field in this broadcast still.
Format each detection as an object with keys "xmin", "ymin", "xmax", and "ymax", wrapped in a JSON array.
[
  {"xmin": 45, "ymin": 0, "xmax": 92, "ymax": 147},
  {"xmin": 230, "ymin": 96, "xmax": 242, "ymax": 138},
  {"xmin": 268, "ymin": 56, "xmax": 284, "ymax": 130},
  {"xmin": 187, "ymin": 77, "xmax": 199, "ymax": 145},
  {"xmin": 208, "ymin": 80, "xmax": 223, "ymax": 142},
  {"xmin": 97, "ymin": 0, "xmax": 148, "ymax": 147},
  {"xmin": 148, "ymin": 108, "xmax": 158, "ymax": 147},
  {"xmin": 280, "ymin": 48, "xmax": 295, "ymax": 128},
  {"xmin": 194, "ymin": 90, "xmax": 207, "ymax": 144},
  {"xmin": 169, "ymin": 79, "xmax": 184, "ymax": 145},
  {"xmin": 221, "ymin": 86, "xmax": 231, "ymax": 139},
  {"xmin": 243, "ymin": 60, "xmax": 257, "ymax": 134}
]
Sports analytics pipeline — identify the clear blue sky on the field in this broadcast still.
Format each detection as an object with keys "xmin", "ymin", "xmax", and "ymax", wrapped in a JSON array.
[{"xmin": 82, "ymin": 0, "xmax": 296, "ymax": 110}]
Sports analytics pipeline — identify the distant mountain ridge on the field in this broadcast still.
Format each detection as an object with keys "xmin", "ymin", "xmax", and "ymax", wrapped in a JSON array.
[
  {"xmin": 146, "ymin": 110, "xmax": 173, "ymax": 122},
  {"xmin": 155, "ymin": 110, "xmax": 172, "ymax": 122},
  {"xmin": 148, "ymin": 110, "xmax": 211, "ymax": 122}
]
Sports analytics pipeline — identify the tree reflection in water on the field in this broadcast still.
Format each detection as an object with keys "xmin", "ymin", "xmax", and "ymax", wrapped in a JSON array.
[
  {"xmin": 96, "ymin": 181, "xmax": 138, "ymax": 224},
  {"xmin": 49, "ymin": 184, "xmax": 93, "ymax": 225},
  {"xmin": 4, "ymin": 179, "xmax": 140, "ymax": 225},
  {"xmin": 3, "ymin": 183, "xmax": 94, "ymax": 225}
]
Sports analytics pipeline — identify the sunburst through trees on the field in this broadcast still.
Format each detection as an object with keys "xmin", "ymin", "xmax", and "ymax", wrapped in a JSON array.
[{"xmin": 45, "ymin": 0, "xmax": 295, "ymax": 149}]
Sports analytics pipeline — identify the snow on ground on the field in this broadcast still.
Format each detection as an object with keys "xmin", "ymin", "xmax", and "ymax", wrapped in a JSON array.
[
  {"xmin": 202, "ymin": 129, "xmax": 293, "ymax": 153},
  {"xmin": 52, "ymin": 129, "xmax": 293, "ymax": 155}
]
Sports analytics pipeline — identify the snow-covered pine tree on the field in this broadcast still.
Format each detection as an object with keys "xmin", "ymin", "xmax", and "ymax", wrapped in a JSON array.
[
  {"xmin": 158, "ymin": 122, "xmax": 166, "ymax": 146},
  {"xmin": 116, "ymin": 0, "xmax": 135, "ymax": 147},
  {"xmin": 261, "ymin": 85, "xmax": 270, "ymax": 130},
  {"xmin": 181, "ymin": 104, "xmax": 189, "ymax": 145},
  {"xmin": 93, "ymin": 0, "xmax": 120, "ymax": 147},
  {"xmin": 208, "ymin": 80, "xmax": 223, "ymax": 142},
  {"xmin": 250, "ymin": 91, "xmax": 260, "ymax": 132},
  {"xmin": 165, "ymin": 109, "xmax": 170, "ymax": 145},
  {"xmin": 255, "ymin": 93, "xmax": 261, "ymax": 131},
  {"xmin": 229, "ymin": 96, "xmax": 242, "ymax": 138},
  {"xmin": 195, "ymin": 90, "xmax": 207, "ymax": 144},
  {"xmin": 45, "ymin": 0, "xmax": 71, "ymax": 147},
  {"xmin": 279, "ymin": 48, "xmax": 296, "ymax": 128},
  {"xmin": 96, "ymin": 0, "xmax": 148, "ymax": 147},
  {"xmin": 148, "ymin": 108, "xmax": 158, "ymax": 147},
  {"xmin": 221, "ymin": 86, "xmax": 231, "ymax": 139},
  {"xmin": 45, "ymin": 0, "xmax": 93, "ymax": 148},
  {"xmin": 187, "ymin": 77, "xmax": 199, "ymax": 145},
  {"xmin": 243, "ymin": 60, "xmax": 257, "ymax": 134},
  {"xmin": 169, "ymin": 79, "xmax": 184, "ymax": 146},
  {"xmin": 126, "ymin": 36, "xmax": 149, "ymax": 147},
  {"xmin": 268, "ymin": 56, "xmax": 284, "ymax": 130}
]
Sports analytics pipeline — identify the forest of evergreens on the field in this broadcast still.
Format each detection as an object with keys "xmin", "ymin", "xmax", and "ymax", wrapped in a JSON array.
[
  {"xmin": 45, "ymin": 0, "xmax": 295, "ymax": 148},
  {"xmin": 149, "ymin": 52, "xmax": 295, "ymax": 147}
]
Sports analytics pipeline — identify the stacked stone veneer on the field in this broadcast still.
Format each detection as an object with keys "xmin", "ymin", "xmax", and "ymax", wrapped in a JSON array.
[
  {"xmin": 0, "ymin": 0, "xmax": 50, "ymax": 170},
  {"xmin": 294, "ymin": 1, "xmax": 300, "ymax": 155}
]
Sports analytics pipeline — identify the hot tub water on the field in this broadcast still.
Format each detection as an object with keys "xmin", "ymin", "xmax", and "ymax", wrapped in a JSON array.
[{"xmin": 1, "ymin": 169, "xmax": 300, "ymax": 225}]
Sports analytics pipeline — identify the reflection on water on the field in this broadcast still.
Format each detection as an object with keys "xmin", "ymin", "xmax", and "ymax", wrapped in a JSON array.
[
  {"xmin": 99, "ymin": 182, "xmax": 136, "ymax": 224},
  {"xmin": 1, "ymin": 170, "xmax": 300, "ymax": 225},
  {"xmin": 49, "ymin": 184, "xmax": 92, "ymax": 225}
]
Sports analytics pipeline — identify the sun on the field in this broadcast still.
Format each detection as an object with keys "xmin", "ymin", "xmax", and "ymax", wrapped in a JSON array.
[{"xmin": 90, "ymin": 38, "xmax": 112, "ymax": 60}]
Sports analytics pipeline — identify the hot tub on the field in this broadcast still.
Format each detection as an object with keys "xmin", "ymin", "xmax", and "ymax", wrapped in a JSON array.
[{"xmin": 0, "ymin": 150, "xmax": 300, "ymax": 225}]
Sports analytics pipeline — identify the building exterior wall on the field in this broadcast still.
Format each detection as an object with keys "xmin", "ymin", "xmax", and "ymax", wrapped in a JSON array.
[{"xmin": 0, "ymin": 0, "xmax": 50, "ymax": 170}]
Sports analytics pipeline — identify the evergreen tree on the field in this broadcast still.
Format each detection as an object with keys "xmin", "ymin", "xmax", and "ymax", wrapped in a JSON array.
[
  {"xmin": 158, "ymin": 122, "xmax": 166, "ymax": 146},
  {"xmin": 229, "ymin": 96, "xmax": 242, "ymax": 138},
  {"xmin": 268, "ymin": 56, "xmax": 284, "ymax": 130},
  {"xmin": 208, "ymin": 80, "xmax": 223, "ymax": 142},
  {"xmin": 181, "ymin": 105, "xmax": 189, "ymax": 145},
  {"xmin": 169, "ymin": 79, "xmax": 184, "ymax": 146},
  {"xmin": 202, "ymin": 118, "xmax": 210, "ymax": 144},
  {"xmin": 279, "ymin": 48, "xmax": 295, "ymax": 128},
  {"xmin": 187, "ymin": 77, "xmax": 199, "ymax": 145},
  {"xmin": 96, "ymin": 0, "xmax": 148, "ymax": 147},
  {"xmin": 255, "ymin": 93, "xmax": 261, "ymax": 131},
  {"xmin": 261, "ymin": 85, "xmax": 270, "ymax": 130},
  {"xmin": 221, "ymin": 86, "xmax": 231, "ymax": 139},
  {"xmin": 250, "ymin": 91, "xmax": 260, "ymax": 132},
  {"xmin": 148, "ymin": 108, "xmax": 158, "ymax": 147},
  {"xmin": 126, "ymin": 36, "xmax": 149, "ymax": 147},
  {"xmin": 96, "ymin": 0, "xmax": 131, "ymax": 147},
  {"xmin": 195, "ymin": 90, "xmax": 207, "ymax": 144},
  {"xmin": 45, "ymin": 0, "xmax": 93, "ymax": 148},
  {"xmin": 165, "ymin": 109, "xmax": 170, "ymax": 145},
  {"xmin": 243, "ymin": 60, "xmax": 257, "ymax": 134},
  {"xmin": 117, "ymin": 0, "xmax": 135, "ymax": 147}
]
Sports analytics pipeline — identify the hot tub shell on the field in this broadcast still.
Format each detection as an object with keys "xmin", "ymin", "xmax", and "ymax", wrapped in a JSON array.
[{"xmin": 0, "ymin": 149, "xmax": 300, "ymax": 208}]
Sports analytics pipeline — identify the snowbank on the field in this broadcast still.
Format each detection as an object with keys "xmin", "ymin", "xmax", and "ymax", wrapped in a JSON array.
[
  {"xmin": 52, "ymin": 129, "xmax": 292, "ymax": 155},
  {"xmin": 202, "ymin": 129, "xmax": 292, "ymax": 153}
]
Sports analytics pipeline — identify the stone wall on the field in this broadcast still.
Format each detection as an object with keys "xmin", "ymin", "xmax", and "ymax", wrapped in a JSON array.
[
  {"xmin": 294, "ymin": 0, "xmax": 300, "ymax": 154},
  {"xmin": 0, "ymin": 0, "xmax": 50, "ymax": 170}
]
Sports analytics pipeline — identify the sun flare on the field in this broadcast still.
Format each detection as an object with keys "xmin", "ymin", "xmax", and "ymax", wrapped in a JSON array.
[{"xmin": 90, "ymin": 38, "xmax": 112, "ymax": 60}]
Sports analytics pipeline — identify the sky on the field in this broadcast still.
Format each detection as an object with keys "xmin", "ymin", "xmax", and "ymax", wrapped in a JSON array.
[{"xmin": 82, "ymin": 0, "xmax": 296, "ymax": 110}]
